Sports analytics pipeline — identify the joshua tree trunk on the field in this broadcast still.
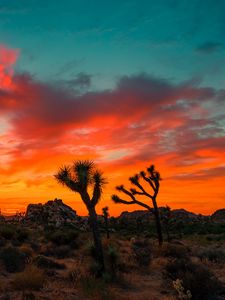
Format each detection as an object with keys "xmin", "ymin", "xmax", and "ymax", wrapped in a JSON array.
[
  {"xmin": 152, "ymin": 197, "xmax": 163, "ymax": 246},
  {"xmin": 88, "ymin": 206, "xmax": 105, "ymax": 275}
]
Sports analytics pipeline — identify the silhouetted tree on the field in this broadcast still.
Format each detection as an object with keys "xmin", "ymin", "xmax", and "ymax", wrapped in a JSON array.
[
  {"xmin": 102, "ymin": 206, "xmax": 110, "ymax": 239},
  {"xmin": 55, "ymin": 160, "xmax": 106, "ymax": 275},
  {"xmin": 112, "ymin": 164, "xmax": 163, "ymax": 246}
]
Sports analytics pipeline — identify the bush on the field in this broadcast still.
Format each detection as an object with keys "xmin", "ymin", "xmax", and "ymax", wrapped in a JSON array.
[
  {"xmin": 85, "ymin": 241, "xmax": 98, "ymax": 259},
  {"xmin": 68, "ymin": 259, "xmax": 85, "ymax": 287},
  {"xmin": 41, "ymin": 244, "xmax": 73, "ymax": 259},
  {"xmin": 34, "ymin": 255, "xmax": 65, "ymax": 270},
  {"xmin": 80, "ymin": 276, "xmax": 110, "ymax": 299},
  {"xmin": 0, "ymin": 225, "xmax": 15, "ymax": 239},
  {"xmin": 131, "ymin": 239, "xmax": 152, "ymax": 268},
  {"xmin": 162, "ymin": 243, "xmax": 189, "ymax": 259},
  {"xmin": 15, "ymin": 228, "xmax": 29, "ymax": 242},
  {"xmin": 197, "ymin": 248, "xmax": 225, "ymax": 264},
  {"xmin": 0, "ymin": 246, "xmax": 26, "ymax": 273},
  {"xmin": 107, "ymin": 246, "xmax": 119, "ymax": 276},
  {"xmin": 0, "ymin": 237, "xmax": 6, "ymax": 247},
  {"xmin": 45, "ymin": 228, "xmax": 78, "ymax": 246},
  {"xmin": 19, "ymin": 245, "xmax": 34, "ymax": 259},
  {"xmin": 166, "ymin": 259, "xmax": 224, "ymax": 299},
  {"xmin": 12, "ymin": 265, "xmax": 45, "ymax": 291}
]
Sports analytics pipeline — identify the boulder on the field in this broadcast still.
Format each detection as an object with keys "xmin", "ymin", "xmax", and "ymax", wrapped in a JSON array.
[{"xmin": 24, "ymin": 198, "xmax": 86, "ymax": 229}]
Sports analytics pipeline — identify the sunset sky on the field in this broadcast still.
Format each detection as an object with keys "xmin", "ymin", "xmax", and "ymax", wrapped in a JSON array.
[{"xmin": 0, "ymin": 0, "xmax": 225, "ymax": 216}]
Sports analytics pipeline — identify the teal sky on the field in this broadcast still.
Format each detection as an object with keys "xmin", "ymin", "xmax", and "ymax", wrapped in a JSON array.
[{"xmin": 1, "ymin": 0, "xmax": 225, "ymax": 89}]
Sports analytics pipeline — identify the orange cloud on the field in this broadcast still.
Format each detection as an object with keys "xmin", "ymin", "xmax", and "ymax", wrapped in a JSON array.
[{"xmin": 0, "ymin": 53, "xmax": 224, "ymax": 216}]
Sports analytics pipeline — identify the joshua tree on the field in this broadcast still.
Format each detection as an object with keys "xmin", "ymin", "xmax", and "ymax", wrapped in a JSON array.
[
  {"xmin": 112, "ymin": 164, "xmax": 163, "ymax": 246},
  {"xmin": 102, "ymin": 206, "xmax": 110, "ymax": 239},
  {"xmin": 55, "ymin": 160, "xmax": 106, "ymax": 275}
]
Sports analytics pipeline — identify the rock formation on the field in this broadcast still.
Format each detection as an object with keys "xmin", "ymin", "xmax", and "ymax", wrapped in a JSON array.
[{"xmin": 24, "ymin": 198, "xmax": 86, "ymax": 229}]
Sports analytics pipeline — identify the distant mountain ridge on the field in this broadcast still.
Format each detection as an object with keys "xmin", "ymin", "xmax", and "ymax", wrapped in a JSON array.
[{"xmin": 1, "ymin": 199, "xmax": 225, "ymax": 225}]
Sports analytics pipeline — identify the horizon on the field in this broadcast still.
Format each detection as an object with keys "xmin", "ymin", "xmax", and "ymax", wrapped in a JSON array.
[
  {"xmin": 0, "ymin": 199, "xmax": 222, "ymax": 218},
  {"xmin": 0, "ymin": 1, "xmax": 225, "ymax": 216}
]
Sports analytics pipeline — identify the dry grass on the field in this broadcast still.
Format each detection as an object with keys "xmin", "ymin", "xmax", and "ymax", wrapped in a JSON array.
[{"xmin": 11, "ymin": 265, "xmax": 45, "ymax": 292}]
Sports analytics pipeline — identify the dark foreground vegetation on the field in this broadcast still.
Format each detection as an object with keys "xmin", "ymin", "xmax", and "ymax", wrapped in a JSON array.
[
  {"xmin": 0, "ymin": 160, "xmax": 225, "ymax": 299},
  {"xmin": 1, "ymin": 208, "xmax": 225, "ymax": 300}
]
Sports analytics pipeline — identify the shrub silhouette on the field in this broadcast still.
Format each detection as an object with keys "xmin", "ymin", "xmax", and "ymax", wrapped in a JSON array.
[
  {"xmin": 197, "ymin": 247, "xmax": 225, "ymax": 264},
  {"xmin": 0, "ymin": 225, "xmax": 15, "ymax": 240},
  {"xmin": 166, "ymin": 258, "xmax": 224, "ymax": 299},
  {"xmin": 45, "ymin": 228, "xmax": 78, "ymax": 246},
  {"xmin": 0, "ymin": 246, "xmax": 26, "ymax": 273},
  {"xmin": 102, "ymin": 206, "xmax": 110, "ymax": 239},
  {"xmin": 131, "ymin": 239, "xmax": 152, "ymax": 268},
  {"xmin": 112, "ymin": 164, "xmax": 163, "ymax": 245},
  {"xmin": 34, "ymin": 255, "xmax": 65, "ymax": 269},
  {"xmin": 55, "ymin": 160, "xmax": 106, "ymax": 276}
]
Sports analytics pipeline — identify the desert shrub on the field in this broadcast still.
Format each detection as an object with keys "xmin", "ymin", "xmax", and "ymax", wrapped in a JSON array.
[
  {"xmin": 54, "ymin": 245, "xmax": 73, "ymax": 258},
  {"xmin": 0, "ymin": 237, "xmax": 6, "ymax": 247},
  {"xmin": 197, "ymin": 247, "xmax": 225, "ymax": 264},
  {"xmin": 89, "ymin": 261, "xmax": 104, "ymax": 277},
  {"xmin": 0, "ymin": 246, "xmax": 26, "ymax": 273},
  {"xmin": 45, "ymin": 228, "xmax": 79, "ymax": 246},
  {"xmin": 206, "ymin": 233, "xmax": 225, "ymax": 242},
  {"xmin": 68, "ymin": 259, "xmax": 85, "ymax": 287},
  {"xmin": 85, "ymin": 241, "xmax": 98, "ymax": 259},
  {"xmin": 131, "ymin": 239, "xmax": 152, "ymax": 268},
  {"xmin": 162, "ymin": 243, "xmax": 189, "ymax": 259},
  {"xmin": 0, "ymin": 225, "xmax": 15, "ymax": 239},
  {"xmin": 80, "ymin": 276, "xmax": 110, "ymax": 299},
  {"xmin": 40, "ymin": 243, "xmax": 73, "ymax": 258},
  {"xmin": 166, "ymin": 259, "xmax": 224, "ymax": 299},
  {"xmin": 15, "ymin": 228, "xmax": 29, "ymax": 243},
  {"xmin": 173, "ymin": 278, "xmax": 192, "ymax": 300},
  {"xmin": 34, "ymin": 255, "xmax": 65, "ymax": 269},
  {"xmin": 107, "ymin": 246, "xmax": 119, "ymax": 276},
  {"xmin": 19, "ymin": 245, "xmax": 34, "ymax": 259},
  {"xmin": 12, "ymin": 265, "xmax": 45, "ymax": 291}
]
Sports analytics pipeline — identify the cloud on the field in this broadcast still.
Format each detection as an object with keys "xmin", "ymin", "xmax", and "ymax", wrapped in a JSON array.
[
  {"xmin": 65, "ymin": 72, "xmax": 92, "ymax": 90},
  {"xmin": 0, "ymin": 71, "xmax": 223, "ymax": 176},
  {"xmin": 0, "ymin": 44, "xmax": 19, "ymax": 90},
  {"xmin": 196, "ymin": 41, "xmax": 223, "ymax": 54},
  {"xmin": 0, "ymin": 54, "xmax": 225, "ymax": 214}
]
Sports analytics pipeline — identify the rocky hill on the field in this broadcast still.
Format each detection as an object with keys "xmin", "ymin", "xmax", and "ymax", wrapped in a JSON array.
[
  {"xmin": 118, "ymin": 208, "xmax": 210, "ymax": 224},
  {"xmin": 24, "ymin": 198, "xmax": 86, "ymax": 229},
  {"xmin": 211, "ymin": 209, "xmax": 225, "ymax": 223}
]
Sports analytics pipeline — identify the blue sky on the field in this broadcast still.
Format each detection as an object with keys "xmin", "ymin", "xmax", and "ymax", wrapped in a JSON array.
[{"xmin": 0, "ymin": 0, "xmax": 225, "ymax": 89}]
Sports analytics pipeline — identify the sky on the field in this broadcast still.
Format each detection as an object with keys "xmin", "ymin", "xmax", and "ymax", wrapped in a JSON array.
[{"xmin": 0, "ymin": 0, "xmax": 225, "ymax": 216}]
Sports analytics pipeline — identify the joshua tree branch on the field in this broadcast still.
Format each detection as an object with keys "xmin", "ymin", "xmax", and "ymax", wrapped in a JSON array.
[
  {"xmin": 129, "ymin": 176, "xmax": 152, "ymax": 197},
  {"xmin": 112, "ymin": 192, "xmax": 152, "ymax": 211},
  {"xmin": 140, "ymin": 171, "xmax": 156, "ymax": 192},
  {"xmin": 112, "ymin": 195, "xmax": 135, "ymax": 205},
  {"xmin": 91, "ymin": 171, "xmax": 106, "ymax": 206},
  {"xmin": 54, "ymin": 167, "xmax": 80, "ymax": 193}
]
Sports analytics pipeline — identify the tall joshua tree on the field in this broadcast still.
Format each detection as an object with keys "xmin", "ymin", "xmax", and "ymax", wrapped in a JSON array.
[
  {"xmin": 102, "ymin": 206, "xmax": 110, "ymax": 239},
  {"xmin": 55, "ymin": 160, "xmax": 106, "ymax": 275},
  {"xmin": 112, "ymin": 164, "xmax": 163, "ymax": 246}
]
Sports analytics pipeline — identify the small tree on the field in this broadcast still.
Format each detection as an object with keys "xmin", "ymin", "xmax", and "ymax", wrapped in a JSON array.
[
  {"xmin": 102, "ymin": 206, "xmax": 110, "ymax": 239},
  {"xmin": 55, "ymin": 160, "xmax": 106, "ymax": 275},
  {"xmin": 112, "ymin": 164, "xmax": 163, "ymax": 245}
]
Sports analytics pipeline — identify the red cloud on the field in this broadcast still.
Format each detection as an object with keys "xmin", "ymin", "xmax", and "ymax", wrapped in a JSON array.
[
  {"xmin": 0, "ymin": 67, "xmax": 224, "ymax": 215},
  {"xmin": 0, "ymin": 44, "xmax": 19, "ymax": 90}
]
